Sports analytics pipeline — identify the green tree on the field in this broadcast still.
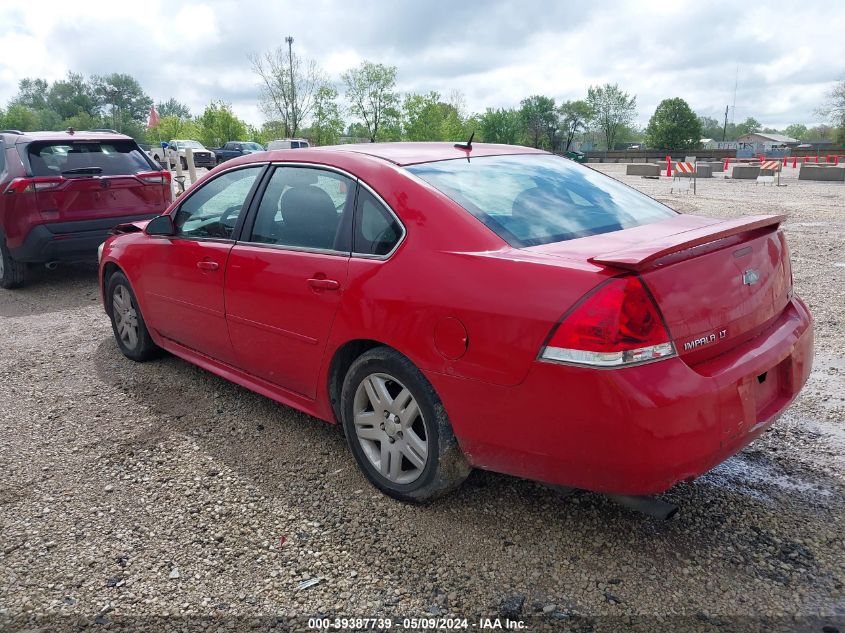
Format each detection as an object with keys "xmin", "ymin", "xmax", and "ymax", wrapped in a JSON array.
[
  {"xmin": 150, "ymin": 115, "xmax": 202, "ymax": 144},
  {"xmin": 93, "ymin": 73, "xmax": 152, "ymax": 133},
  {"xmin": 345, "ymin": 122, "xmax": 370, "ymax": 140},
  {"xmin": 256, "ymin": 120, "xmax": 288, "ymax": 144},
  {"xmin": 47, "ymin": 72, "xmax": 99, "ymax": 120},
  {"xmin": 586, "ymin": 84, "xmax": 637, "ymax": 150},
  {"xmin": 12, "ymin": 78, "xmax": 49, "ymax": 111},
  {"xmin": 342, "ymin": 61, "xmax": 399, "ymax": 142},
  {"xmin": 520, "ymin": 95, "xmax": 557, "ymax": 149},
  {"xmin": 35, "ymin": 109, "xmax": 63, "ymax": 131},
  {"xmin": 735, "ymin": 117, "xmax": 762, "ymax": 137},
  {"xmin": 403, "ymin": 92, "xmax": 447, "ymax": 140},
  {"xmin": 783, "ymin": 123, "xmax": 808, "ymax": 140},
  {"xmin": 806, "ymin": 124, "xmax": 834, "ymax": 142},
  {"xmin": 478, "ymin": 107, "xmax": 523, "ymax": 144},
  {"xmin": 195, "ymin": 101, "xmax": 248, "ymax": 147},
  {"xmin": 644, "ymin": 98, "xmax": 702, "ymax": 150},
  {"xmin": 1, "ymin": 104, "xmax": 39, "ymax": 131},
  {"xmin": 307, "ymin": 85, "xmax": 344, "ymax": 146},
  {"xmin": 559, "ymin": 100, "xmax": 592, "ymax": 151},
  {"xmin": 62, "ymin": 111, "xmax": 102, "ymax": 133},
  {"xmin": 157, "ymin": 98, "xmax": 192, "ymax": 120}
]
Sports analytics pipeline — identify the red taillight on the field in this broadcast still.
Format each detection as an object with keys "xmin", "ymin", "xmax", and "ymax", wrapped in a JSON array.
[
  {"xmin": 136, "ymin": 170, "xmax": 172, "ymax": 185},
  {"xmin": 4, "ymin": 177, "xmax": 65, "ymax": 195},
  {"xmin": 540, "ymin": 276, "xmax": 676, "ymax": 367}
]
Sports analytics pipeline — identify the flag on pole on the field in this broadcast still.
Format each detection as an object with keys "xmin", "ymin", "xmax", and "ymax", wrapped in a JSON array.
[{"xmin": 147, "ymin": 105, "xmax": 160, "ymax": 128}]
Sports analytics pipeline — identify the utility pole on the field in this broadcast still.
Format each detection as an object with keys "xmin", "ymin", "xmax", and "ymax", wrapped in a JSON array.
[
  {"xmin": 722, "ymin": 105, "xmax": 729, "ymax": 142},
  {"xmin": 285, "ymin": 35, "xmax": 295, "ymax": 138}
]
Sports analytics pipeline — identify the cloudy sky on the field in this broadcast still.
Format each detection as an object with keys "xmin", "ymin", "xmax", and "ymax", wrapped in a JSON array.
[{"xmin": 1, "ymin": 0, "xmax": 842, "ymax": 129}]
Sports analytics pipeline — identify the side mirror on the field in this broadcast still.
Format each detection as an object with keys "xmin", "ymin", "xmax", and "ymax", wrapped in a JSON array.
[{"xmin": 145, "ymin": 214, "xmax": 175, "ymax": 236}]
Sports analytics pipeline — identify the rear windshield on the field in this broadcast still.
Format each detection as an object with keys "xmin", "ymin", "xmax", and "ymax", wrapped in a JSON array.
[
  {"xmin": 28, "ymin": 141, "xmax": 153, "ymax": 177},
  {"xmin": 407, "ymin": 154, "xmax": 676, "ymax": 247}
]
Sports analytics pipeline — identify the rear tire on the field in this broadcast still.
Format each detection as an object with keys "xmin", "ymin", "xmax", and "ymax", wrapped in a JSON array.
[
  {"xmin": 340, "ymin": 347, "xmax": 470, "ymax": 502},
  {"xmin": 0, "ymin": 232, "xmax": 27, "ymax": 289},
  {"xmin": 106, "ymin": 271, "xmax": 159, "ymax": 361}
]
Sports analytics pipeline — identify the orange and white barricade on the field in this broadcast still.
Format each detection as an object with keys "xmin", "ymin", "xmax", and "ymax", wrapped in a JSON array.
[
  {"xmin": 671, "ymin": 161, "xmax": 696, "ymax": 194},
  {"xmin": 757, "ymin": 160, "xmax": 782, "ymax": 186}
]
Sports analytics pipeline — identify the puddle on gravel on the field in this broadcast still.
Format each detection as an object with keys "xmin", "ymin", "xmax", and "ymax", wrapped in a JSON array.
[{"xmin": 700, "ymin": 451, "xmax": 834, "ymax": 503}]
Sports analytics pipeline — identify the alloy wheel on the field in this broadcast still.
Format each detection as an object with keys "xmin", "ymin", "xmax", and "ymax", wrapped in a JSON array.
[
  {"xmin": 352, "ymin": 372, "xmax": 429, "ymax": 484},
  {"xmin": 112, "ymin": 285, "xmax": 139, "ymax": 350}
]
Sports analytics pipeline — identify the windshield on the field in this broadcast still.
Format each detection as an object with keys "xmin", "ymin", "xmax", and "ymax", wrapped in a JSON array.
[
  {"xmin": 407, "ymin": 154, "xmax": 676, "ymax": 247},
  {"xmin": 242, "ymin": 142, "xmax": 263, "ymax": 151},
  {"xmin": 28, "ymin": 141, "xmax": 153, "ymax": 177},
  {"xmin": 175, "ymin": 140, "xmax": 204, "ymax": 149}
]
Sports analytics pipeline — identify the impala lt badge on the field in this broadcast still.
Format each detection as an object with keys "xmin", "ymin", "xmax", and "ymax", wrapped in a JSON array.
[
  {"xmin": 743, "ymin": 269, "xmax": 760, "ymax": 285},
  {"xmin": 684, "ymin": 329, "xmax": 728, "ymax": 351}
]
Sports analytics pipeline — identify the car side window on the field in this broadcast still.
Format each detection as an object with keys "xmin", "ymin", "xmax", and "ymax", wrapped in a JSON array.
[
  {"xmin": 249, "ymin": 166, "xmax": 354, "ymax": 251},
  {"xmin": 353, "ymin": 188, "xmax": 403, "ymax": 256},
  {"xmin": 174, "ymin": 166, "xmax": 263, "ymax": 240}
]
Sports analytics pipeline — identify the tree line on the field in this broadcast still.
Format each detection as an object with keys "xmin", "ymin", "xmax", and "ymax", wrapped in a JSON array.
[{"xmin": 2, "ymin": 51, "xmax": 844, "ymax": 151}]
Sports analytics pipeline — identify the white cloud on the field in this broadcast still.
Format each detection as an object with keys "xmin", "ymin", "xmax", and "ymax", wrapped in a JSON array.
[{"xmin": 0, "ymin": 0, "xmax": 841, "ymax": 129}]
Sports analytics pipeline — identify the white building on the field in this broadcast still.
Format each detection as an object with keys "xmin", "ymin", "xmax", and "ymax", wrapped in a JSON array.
[{"xmin": 736, "ymin": 133, "xmax": 799, "ymax": 150}]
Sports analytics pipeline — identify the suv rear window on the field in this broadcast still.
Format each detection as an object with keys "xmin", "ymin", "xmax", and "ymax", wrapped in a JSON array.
[
  {"xmin": 407, "ymin": 154, "xmax": 675, "ymax": 247},
  {"xmin": 27, "ymin": 141, "xmax": 153, "ymax": 177}
]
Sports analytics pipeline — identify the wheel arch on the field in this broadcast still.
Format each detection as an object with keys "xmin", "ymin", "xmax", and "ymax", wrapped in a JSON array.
[
  {"xmin": 101, "ymin": 261, "xmax": 122, "ymax": 300},
  {"xmin": 327, "ymin": 338, "xmax": 399, "ymax": 423}
]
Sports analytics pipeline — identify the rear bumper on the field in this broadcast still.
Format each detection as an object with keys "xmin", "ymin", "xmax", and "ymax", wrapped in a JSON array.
[
  {"xmin": 429, "ymin": 297, "xmax": 814, "ymax": 495},
  {"xmin": 9, "ymin": 214, "xmax": 158, "ymax": 263}
]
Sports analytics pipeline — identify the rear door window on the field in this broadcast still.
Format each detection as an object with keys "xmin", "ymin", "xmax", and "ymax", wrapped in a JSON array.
[
  {"xmin": 27, "ymin": 141, "xmax": 154, "ymax": 177},
  {"xmin": 248, "ymin": 166, "xmax": 355, "ymax": 251}
]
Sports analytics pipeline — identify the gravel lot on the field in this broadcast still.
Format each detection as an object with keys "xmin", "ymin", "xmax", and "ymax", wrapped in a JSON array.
[{"xmin": 1, "ymin": 163, "xmax": 843, "ymax": 633}]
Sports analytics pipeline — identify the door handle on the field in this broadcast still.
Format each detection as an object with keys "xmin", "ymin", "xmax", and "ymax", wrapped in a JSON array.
[
  {"xmin": 197, "ymin": 260, "xmax": 219, "ymax": 271},
  {"xmin": 308, "ymin": 278, "xmax": 340, "ymax": 291}
]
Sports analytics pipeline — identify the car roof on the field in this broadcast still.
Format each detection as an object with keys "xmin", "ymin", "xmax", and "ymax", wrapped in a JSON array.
[
  {"xmin": 1, "ymin": 130, "xmax": 134, "ymax": 144},
  {"xmin": 311, "ymin": 142, "xmax": 549, "ymax": 166}
]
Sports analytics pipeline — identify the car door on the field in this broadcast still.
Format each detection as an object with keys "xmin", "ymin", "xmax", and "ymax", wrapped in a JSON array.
[
  {"xmin": 224, "ymin": 165, "xmax": 355, "ymax": 398},
  {"xmin": 139, "ymin": 165, "xmax": 264, "ymax": 365}
]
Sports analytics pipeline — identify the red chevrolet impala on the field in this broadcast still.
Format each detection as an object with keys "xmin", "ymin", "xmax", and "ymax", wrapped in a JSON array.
[{"xmin": 98, "ymin": 143, "xmax": 813, "ymax": 501}]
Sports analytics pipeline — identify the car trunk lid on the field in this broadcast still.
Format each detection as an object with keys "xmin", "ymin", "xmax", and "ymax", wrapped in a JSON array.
[{"xmin": 528, "ymin": 214, "xmax": 792, "ymax": 365}]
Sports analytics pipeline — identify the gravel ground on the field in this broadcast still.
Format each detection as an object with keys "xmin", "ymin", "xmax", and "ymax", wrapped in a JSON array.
[{"xmin": 0, "ymin": 164, "xmax": 843, "ymax": 633}]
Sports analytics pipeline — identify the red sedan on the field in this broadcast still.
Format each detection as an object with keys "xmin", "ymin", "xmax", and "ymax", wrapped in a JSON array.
[{"xmin": 98, "ymin": 143, "xmax": 813, "ymax": 501}]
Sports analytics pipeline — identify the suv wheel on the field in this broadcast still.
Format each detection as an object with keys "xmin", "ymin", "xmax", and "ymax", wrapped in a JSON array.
[
  {"xmin": 106, "ymin": 271, "xmax": 160, "ymax": 361},
  {"xmin": 0, "ymin": 231, "xmax": 27, "ymax": 289},
  {"xmin": 340, "ymin": 347, "xmax": 471, "ymax": 502}
]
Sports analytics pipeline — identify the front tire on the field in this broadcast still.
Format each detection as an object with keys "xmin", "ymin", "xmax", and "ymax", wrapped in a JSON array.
[
  {"xmin": 0, "ymin": 232, "xmax": 27, "ymax": 289},
  {"xmin": 106, "ymin": 271, "xmax": 159, "ymax": 361},
  {"xmin": 340, "ymin": 347, "xmax": 470, "ymax": 502}
]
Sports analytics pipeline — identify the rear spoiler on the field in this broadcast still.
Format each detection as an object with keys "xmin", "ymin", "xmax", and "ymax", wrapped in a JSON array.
[{"xmin": 589, "ymin": 214, "xmax": 787, "ymax": 271}]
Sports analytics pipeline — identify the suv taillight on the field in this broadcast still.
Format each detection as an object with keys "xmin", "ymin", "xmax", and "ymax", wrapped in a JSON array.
[
  {"xmin": 540, "ymin": 276, "xmax": 676, "ymax": 368},
  {"xmin": 4, "ymin": 177, "xmax": 65, "ymax": 194},
  {"xmin": 137, "ymin": 171, "xmax": 172, "ymax": 185}
]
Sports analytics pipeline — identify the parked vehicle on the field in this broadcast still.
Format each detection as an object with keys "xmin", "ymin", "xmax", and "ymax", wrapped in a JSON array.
[
  {"xmin": 266, "ymin": 138, "xmax": 310, "ymax": 150},
  {"xmin": 98, "ymin": 143, "xmax": 813, "ymax": 502},
  {"xmin": 564, "ymin": 149, "xmax": 587, "ymax": 163},
  {"xmin": 0, "ymin": 128, "xmax": 171, "ymax": 288},
  {"xmin": 148, "ymin": 140, "xmax": 216, "ymax": 170},
  {"xmin": 212, "ymin": 141, "xmax": 265, "ymax": 165}
]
